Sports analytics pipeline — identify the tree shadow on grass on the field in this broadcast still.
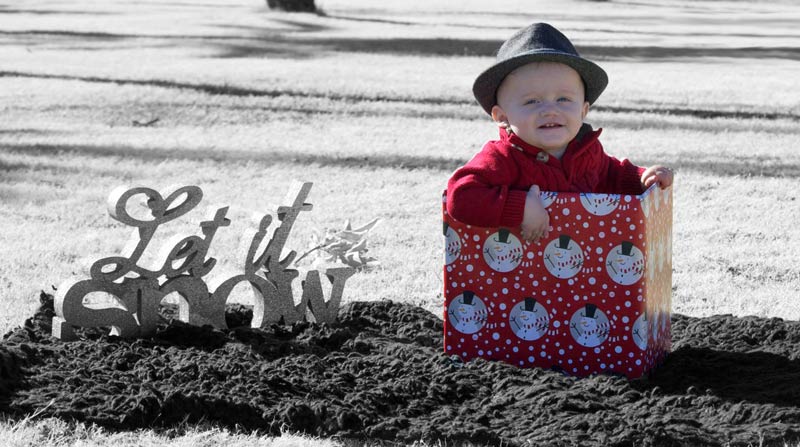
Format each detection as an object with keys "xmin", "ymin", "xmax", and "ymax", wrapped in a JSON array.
[
  {"xmin": 6, "ymin": 142, "xmax": 800, "ymax": 179},
  {"xmin": 6, "ymin": 24, "xmax": 800, "ymax": 61}
]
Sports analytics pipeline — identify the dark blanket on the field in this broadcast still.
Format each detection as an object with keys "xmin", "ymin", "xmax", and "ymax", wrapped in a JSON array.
[{"xmin": 1, "ymin": 293, "xmax": 798, "ymax": 446}]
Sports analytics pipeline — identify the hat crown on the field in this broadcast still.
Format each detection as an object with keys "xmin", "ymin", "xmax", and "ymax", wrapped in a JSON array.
[
  {"xmin": 497, "ymin": 23, "xmax": 579, "ymax": 61},
  {"xmin": 472, "ymin": 22, "xmax": 608, "ymax": 115}
]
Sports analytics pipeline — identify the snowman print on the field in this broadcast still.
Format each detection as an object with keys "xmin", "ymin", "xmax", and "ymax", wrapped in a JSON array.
[
  {"xmin": 509, "ymin": 297, "xmax": 550, "ymax": 341},
  {"xmin": 443, "ymin": 222, "xmax": 462, "ymax": 265},
  {"xmin": 632, "ymin": 312, "xmax": 649, "ymax": 351},
  {"xmin": 606, "ymin": 241, "xmax": 645, "ymax": 285},
  {"xmin": 482, "ymin": 228, "xmax": 523, "ymax": 273},
  {"xmin": 543, "ymin": 234, "xmax": 584, "ymax": 279},
  {"xmin": 569, "ymin": 304, "xmax": 610, "ymax": 348},
  {"xmin": 580, "ymin": 193, "xmax": 620, "ymax": 216},
  {"xmin": 447, "ymin": 291, "xmax": 488, "ymax": 335},
  {"xmin": 539, "ymin": 190, "xmax": 558, "ymax": 208}
]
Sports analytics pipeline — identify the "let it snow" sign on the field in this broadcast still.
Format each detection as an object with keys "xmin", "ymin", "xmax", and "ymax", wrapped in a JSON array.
[{"xmin": 53, "ymin": 182, "xmax": 355, "ymax": 340}]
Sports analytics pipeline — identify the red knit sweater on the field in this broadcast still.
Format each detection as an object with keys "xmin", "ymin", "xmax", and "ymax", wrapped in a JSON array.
[{"xmin": 447, "ymin": 125, "xmax": 646, "ymax": 228}]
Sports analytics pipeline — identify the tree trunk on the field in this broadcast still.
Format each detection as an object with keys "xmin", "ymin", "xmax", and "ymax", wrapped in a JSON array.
[{"xmin": 266, "ymin": 0, "xmax": 317, "ymax": 13}]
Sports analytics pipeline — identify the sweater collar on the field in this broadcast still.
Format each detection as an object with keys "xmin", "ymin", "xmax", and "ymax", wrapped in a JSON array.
[{"xmin": 501, "ymin": 123, "xmax": 602, "ymax": 157}]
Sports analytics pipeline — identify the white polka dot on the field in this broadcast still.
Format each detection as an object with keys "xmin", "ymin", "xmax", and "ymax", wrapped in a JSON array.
[
  {"xmin": 588, "ymin": 277, "xmax": 596, "ymax": 285},
  {"xmin": 492, "ymin": 333, "xmax": 500, "ymax": 340},
  {"xmin": 615, "ymin": 346, "xmax": 623, "ymax": 354},
  {"xmin": 562, "ymin": 208, "xmax": 570, "ymax": 216},
  {"xmin": 599, "ymin": 232, "xmax": 605, "ymax": 238},
  {"xmin": 499, "ymin": 303, "xmax": 507, "ymax": 310}
]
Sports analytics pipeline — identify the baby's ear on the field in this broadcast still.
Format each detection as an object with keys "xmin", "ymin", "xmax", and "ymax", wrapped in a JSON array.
[
  {"xmin": 581, "ymin": 101, "xmax": 590, "ymax": 119},
  {"xmin": 491, "ymin": 105, "xmax": 508, "ymax": 128}
]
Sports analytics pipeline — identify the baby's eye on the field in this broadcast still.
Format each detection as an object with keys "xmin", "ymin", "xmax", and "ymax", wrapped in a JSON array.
[
  {"xmin": 524, "ymin": 98, "xmax": 540, "ymax": 105},
  {"xmin": 557, "ymin": 97, "xmax": 572, "ymax": 102}
]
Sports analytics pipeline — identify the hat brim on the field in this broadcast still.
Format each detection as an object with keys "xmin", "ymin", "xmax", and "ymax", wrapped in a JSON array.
[{"xmin": 472, "ymin": 51, "xmax": 608, "ymax": 115}]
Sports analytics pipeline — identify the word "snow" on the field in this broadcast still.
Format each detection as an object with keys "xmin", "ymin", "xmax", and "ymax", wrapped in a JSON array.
[{"xmin": 52, "ymin": 182, "xmax": 355, "ymax": 340}]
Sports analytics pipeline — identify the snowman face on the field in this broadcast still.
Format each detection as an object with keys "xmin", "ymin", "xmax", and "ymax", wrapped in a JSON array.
[
  {"xmin": 482, "ymin": 231, "xmax": 523, "ymax": 273},
  {"xmin": 580, "ymin": 193, "xmax": 620, "ymax": 216},
  {"xmin": 569, "ymin": 306, "xmax": 610, "ymax": 347},
  {"xmin": 509, "ymin": 301, "xmax": 550, "ymax": 341},
  {"xmin": 632, "ymin": 313, "xmax": 648, "ymax": 351},
  {"xmin": 447, "ymin": 293, "xmax": 488, "ymax": 335},
  {"xmin": 605, "ymin": 243, "xmax": 645, "ymax": 285},
  {"xmin": 580, "ymin": 316, "xmax": 597, "ymax": 332},
  {"xmin": 444, "ymin": 226, "xmax": 462, "ymax": 265},
  {"xmin": 543, "ymin": 237, "xmax": 584, "ymax": 279}
]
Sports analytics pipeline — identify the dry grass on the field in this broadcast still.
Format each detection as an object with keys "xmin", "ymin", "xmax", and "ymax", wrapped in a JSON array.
[
  {"xmin": 1, "ymin": 0, "xmax": 800, "ymax": 445},
  {"xmin": 0, "ymin": 416, "xmax": 343, "ymax": 447}
]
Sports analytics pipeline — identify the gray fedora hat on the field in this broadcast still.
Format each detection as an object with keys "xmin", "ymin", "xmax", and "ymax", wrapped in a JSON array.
[{"xmin": 472, "ymin": 23, "xmax": 608, "ymax": 115}]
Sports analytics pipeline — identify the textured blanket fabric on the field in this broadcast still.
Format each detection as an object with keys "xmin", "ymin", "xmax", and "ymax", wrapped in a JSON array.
[{"xmin": 0, "ymin": 293, "xmax": 799, "ymax": 446}]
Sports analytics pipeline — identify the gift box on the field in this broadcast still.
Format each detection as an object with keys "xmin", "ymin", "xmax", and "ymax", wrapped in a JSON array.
[{"xmin": 442, "ymin": 185, "xmax": 672, "ymax": 378}]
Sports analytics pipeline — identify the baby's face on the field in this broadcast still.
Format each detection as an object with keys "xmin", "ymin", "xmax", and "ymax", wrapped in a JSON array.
[{"xmin": 492, "ymin": 62, "xmax": 589, "ymax": 155}]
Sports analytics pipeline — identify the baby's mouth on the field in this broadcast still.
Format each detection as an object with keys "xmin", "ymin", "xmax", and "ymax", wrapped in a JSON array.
[{"xmin": 539, "ymin": 123, "xmax": 563, "ymax": 129}]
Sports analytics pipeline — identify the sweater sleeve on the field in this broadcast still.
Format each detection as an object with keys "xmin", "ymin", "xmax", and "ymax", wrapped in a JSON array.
[
  {"xmin": 446, "ymin": 144, "xmax": 527, "ymax": 228},
  {"xmin": 597, "ymin": 152, "xmax": 646, "ymax": 195}
]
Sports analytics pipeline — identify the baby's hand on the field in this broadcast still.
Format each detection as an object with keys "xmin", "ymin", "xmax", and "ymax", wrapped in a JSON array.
[
  {"xmin": 521, "ymin": 185, "xmax": 550, "ymax": 243},
  {"xmin": 641, "ymin": 165, "xmax": 674, "ymax": 189}
]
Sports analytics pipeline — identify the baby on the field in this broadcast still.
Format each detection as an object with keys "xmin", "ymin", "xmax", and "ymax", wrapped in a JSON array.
[{"xmin": 447, "ymin": 23, "xmax": 673, "ymax": 242}]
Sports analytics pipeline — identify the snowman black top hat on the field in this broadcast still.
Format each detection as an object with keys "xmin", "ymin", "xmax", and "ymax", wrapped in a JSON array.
[
  {"xmin": 472, "ymin": 22, "xmax": 609, "ymax": 115},
  {"xmin": 557, "ymin": 234, "xmax": 572, "ymax": 249},
  {"xmin": 494, "ymin": 228, "xmax": 512, "ymax": 244},
  {"xmin": 619, "ymin": 241, "xmax": 635, "ymax": 256},
  {"xmin": 461, "ymin": 290, "xmax": 476, "ymax": 305},
  {"xmin": 523, "ymin": 297, "xmax": 537, "ymax": 312},
  {"xmin": 584, "ymin": 303, "xmax": 598, "ymax": 318}
]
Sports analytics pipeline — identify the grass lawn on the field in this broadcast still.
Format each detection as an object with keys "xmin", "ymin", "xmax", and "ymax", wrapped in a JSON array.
[{"xmin": 1, "ymin": 0, "xmax": 800, "ymax": 444}]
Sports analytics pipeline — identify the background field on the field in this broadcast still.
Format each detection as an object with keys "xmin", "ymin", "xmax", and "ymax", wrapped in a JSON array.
[{"xmin": 1, "ymin": 0, "xmax": 800, "ymax": 444}]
